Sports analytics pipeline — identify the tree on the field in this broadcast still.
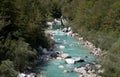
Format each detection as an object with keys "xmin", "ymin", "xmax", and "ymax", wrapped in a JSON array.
[
  {"xmin": 0, "ymin": 60, "xmax": 18, "ymax": 77},
  {"xmin": 61, "ymin": 0, "xmax": 120, "ymax": 76}
]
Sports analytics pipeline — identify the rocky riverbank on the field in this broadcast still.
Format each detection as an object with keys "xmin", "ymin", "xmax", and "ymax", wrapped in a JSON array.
[
  {"xmin": 43, "ymin": 29, "xmax": 104, "ymax": 77},
  {"xmin": 62, "ymin": 27, "xmax": 105, "ymax": 77},
  {"xmin": 62, "ymin": 27, "xmax": 105, "ymax": 57},
  {"xmin": 31, "ymin": 28, "xmax": 105, "ymax": 77}
]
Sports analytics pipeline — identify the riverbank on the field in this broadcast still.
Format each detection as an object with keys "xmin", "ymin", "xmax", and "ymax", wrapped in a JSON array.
[
  {"xmin": 62, "ymin": 27, "xmax": 105, "ymax": 57},
  {"xmin": 61, "ymin": 27, "xmax": 105, "ymax": 77}
]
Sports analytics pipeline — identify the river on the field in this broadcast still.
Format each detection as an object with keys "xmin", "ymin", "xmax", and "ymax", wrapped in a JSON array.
[{"xmin": 37, "ymin": 30, "xmax": 97, "ymax": 77}]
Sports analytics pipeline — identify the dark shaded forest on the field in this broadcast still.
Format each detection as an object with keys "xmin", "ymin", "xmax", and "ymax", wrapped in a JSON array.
[
  {"xmin": 0, "ymin": 0, "xmax": 120, "ymax": 77},
  {"xmin": 0, "ymin": 0, "xmax": 56, "ymax": 77}
]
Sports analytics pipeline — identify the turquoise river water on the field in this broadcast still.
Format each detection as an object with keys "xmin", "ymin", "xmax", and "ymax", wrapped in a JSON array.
[{"xmin": 37, "ymin": 30, "xmax": 97, "ymax": 77}]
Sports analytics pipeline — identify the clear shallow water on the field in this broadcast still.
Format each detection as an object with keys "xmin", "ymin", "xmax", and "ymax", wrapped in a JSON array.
[{"xmin": 37, "ymin": 30, "xmax": 97, "ymax": 77}]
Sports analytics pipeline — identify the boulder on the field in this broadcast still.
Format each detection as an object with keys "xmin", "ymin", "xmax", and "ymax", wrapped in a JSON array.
[
  {"xmin": 66, "ymin": 30, "xmax": 72, "ymax": 36},
  {"xmin": 50, "ymin": 52, "xmax": 58, "ymax": 58},
  {"xmin": 78, "ymin": 67, "xmax": 86, "ymax": 73},
  {"xmin": 18, "ymin": 73, "xmax": 26, "ymax": 77},
  {"xmin": 66, "ymin": 56, "xmax": 72, "ymax": 58},
  {"xmin": 43, "ymin": 48, "xmax": 48, "ymax": 54},
  {"xmin": 68, "ymin": 27, "xmax": 71, "ymax": 31},
  {"xmin": 86, "ymin": 73, "xmax": 97, "ymax": 77},
  {"xmin": 65, "ymin": 59, "xmax": 75, "ymax": 64},
  {"xmin": 98, "ymin": 69, "xmax": 104, "ymax": 74},
  {"xmin": 56, "ymin": 57, "xmax": 62, "ymax": 60},
  {"xmin": 56, "ymin": 51, "xmax": 63, "ymax": 54},
  {"xmin": 75, "ymin": 57, "xmax": 80, "ymax": 61},
  {"xmin": 59, "ymin": 45, "xmax": 65, "ymax": 49},
  {"xmin": 75, "ymin": 57, "xmax": 85, "ymax": 63},
  {"xmin": 62, "ymin": 28, "xmax": 67, "ymax": 32},
  {"xmin": 95, "ymin": 64, "xmax": 102, "ymax": 69},
  {"xmin": 78, "ymin": 74, "xmax": 84, "ymax": 77},
  {"xmin": 46, "ymin": 22, "xmax": 53, "ymax": 26},
  {"xmin": 78, "ymin": 37, "xmax": 83, "ymax": 41},
  {"xmin": 63, "ymin": 70, "xmax": 68, "ymax": 73},
  {"xmin": 61, "ymin": 53, "xmax": 71, "ymax": 59},
  {"xmin": 58, "ymin": 65, "xmax": 64, "ymax": 69},
  {"xmin": 73, "ymin": 67, "xmax": 79, "ymax": 73}
]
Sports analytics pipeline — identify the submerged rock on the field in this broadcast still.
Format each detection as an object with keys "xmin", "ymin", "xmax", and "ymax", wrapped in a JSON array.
[
  {"xmin": 63, "ymin": 70, "xmax": 67, "ymax": 73},
  {"xmin": 63, "ymin": 70, "xmax": 69, "ymax": 73}
]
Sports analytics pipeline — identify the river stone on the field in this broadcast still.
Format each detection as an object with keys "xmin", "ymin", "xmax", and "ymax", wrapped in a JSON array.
[
  {"xmin": 95, "ymin": 64, "xmax": 102, "ymax": 69},
  {"xmin": 50, "ymin": 51, "xmax": 58, "ymax": 57},
  {"xmin": 73, "ymin": 67, "xmax": 79, "ymax": 73},
  {"xmin": 62, "ymin": 28, "xmax": 67, "ymax": 32},
  {"xmin": 43, "ymin": 48, "xmax": 48, "ymax": 54},
  {"xmin": 58, "ymin": 65, "xmax": 64, "ymax": 69},
  {"xmin": 61, "ymin": 53, "xmax": 70, "ymax": 59},
  {"xmin": 56, "ymin": 57, "xmax": 62, "ymax": 60},
  {"xmin": 63, "ymin": 70, "xmax": 68, "ymax": 73},
  {"xmin": 78, "ymin": 74, "xmax": 84, "ymax": 77},
  {"xmin": 65, "ymin": 59, "xmax": 75, "ymax": 64},
  {"xmin": 75, "ymin": 67, "xmax": 86, "ymax": 73},
  {"xmin": 59, "ymin": 45, "xmax": 65, "ymax": 49},
  {"xmin": 18, "ymin": 73, "xmax": 26, "ymax": 77},
  {"xmin": 75, "ymin": 57, "xmax": 85, "ymax": 63}
]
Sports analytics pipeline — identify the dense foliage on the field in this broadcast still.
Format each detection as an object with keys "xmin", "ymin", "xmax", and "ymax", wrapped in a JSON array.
[
  {"xmin": 0, "ymin": 0, "xmax": 55, "ymax": 76},
  {"xmin": 62, "ymin": 0, "xmax": 120, "ymax": 77},
  {"xmin": 1, "ymin": 0, "xmax": 120, "ymax": 77}
]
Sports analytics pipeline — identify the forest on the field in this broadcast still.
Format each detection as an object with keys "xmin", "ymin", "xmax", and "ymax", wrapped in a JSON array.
[
  {"xmin": 0, "ymin": 0, "xmax": 55, "ymax": 77},
  {"xmin": 0, "ymin": 0, "xmax": 120, "ymax": 77},
  {"xmin": 62, "ymin": 0, "xmax": 120, "ymax": 77}
]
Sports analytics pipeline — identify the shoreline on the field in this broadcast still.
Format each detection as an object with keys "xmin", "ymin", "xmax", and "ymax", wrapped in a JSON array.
[
  {"xmin": 62, "ymin": 27, "xmax": 104, "ymax": 77},
  {"xmin": 34, "ymin": 29, "xmax": 104, "ymax": 77},
  {"xmin": 62, "ymin": 27, "xmax": 105, "ymax": 57}
]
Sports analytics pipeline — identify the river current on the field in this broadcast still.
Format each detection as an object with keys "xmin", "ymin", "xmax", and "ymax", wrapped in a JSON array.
[{"xmin": 37, "ymin": 30, "xmax": 97, "ymax": 77}]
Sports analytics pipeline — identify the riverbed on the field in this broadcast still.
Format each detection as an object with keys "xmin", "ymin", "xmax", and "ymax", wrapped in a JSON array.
[{"xmin": 37, "ymin": 30, "xmax": 98, "ymax": 77}]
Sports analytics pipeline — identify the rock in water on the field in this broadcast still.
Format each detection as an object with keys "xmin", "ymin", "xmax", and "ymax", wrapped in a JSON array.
[
  {"xmin": 56, "ymin": 57, "xmax": 62, "ymax": 60},
  {"xmin": 75, "ymin": 57, "xmax": 85, "ymax": 63},
  {"xmin": 58, "ymin": 65, "xmax": 64, "ymax": 69},
  {"xmin": 65, "ymin": 59, "xmax": 75, "ymax": 64},
  {"xmin": 43, "ymin": 48, "xmax": 48, "ymax": 54},
  {"xmin": 61, "ymin": 53, "xmax": 70, "ymax": 59},
  {"xmin": 59, "ymin": 45, "xmax": 65, "ymax": 49}
]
